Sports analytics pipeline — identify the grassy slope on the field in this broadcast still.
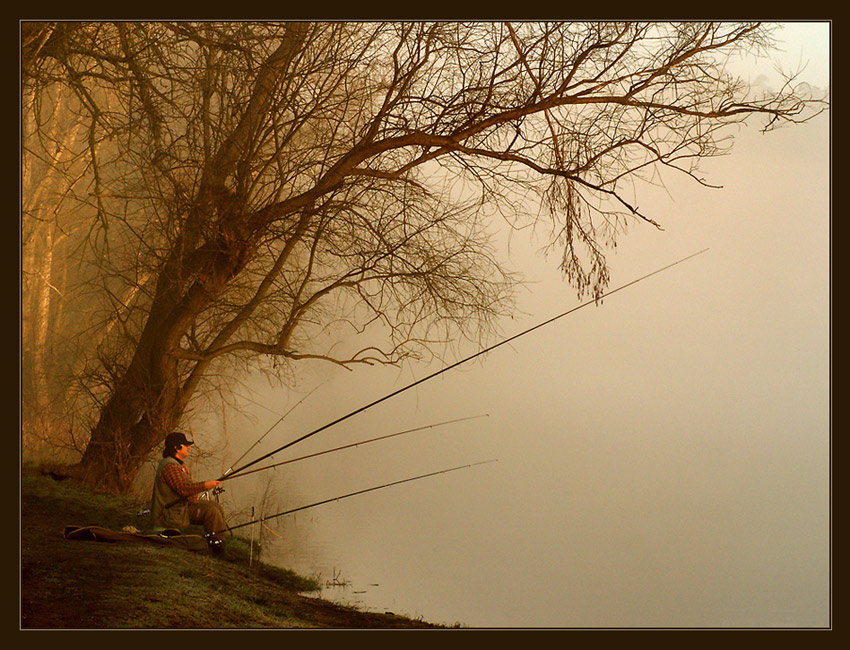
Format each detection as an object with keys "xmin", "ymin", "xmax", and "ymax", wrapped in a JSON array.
[{"xmin": 20, "ymin": 465, "xmax": 444, "ymax": 629}]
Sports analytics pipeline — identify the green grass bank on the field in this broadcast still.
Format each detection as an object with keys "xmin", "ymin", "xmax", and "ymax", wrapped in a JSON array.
[{"xmin": 20, "ymin": 465, "xmax": 445, "ymax": 629}]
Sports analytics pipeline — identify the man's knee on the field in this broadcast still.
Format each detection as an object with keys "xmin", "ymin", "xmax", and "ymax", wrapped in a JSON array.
[{"xmin": 191, "ymin": 501, "xmax": 226, "ymax": 532}]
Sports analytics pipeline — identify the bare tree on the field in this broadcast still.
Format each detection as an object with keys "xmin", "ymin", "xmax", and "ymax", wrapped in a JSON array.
[
  {"xmin": 21, "ymin": 21, "xmax": 826, "ymax": 492},
  {"xmin": 22, "ymin": 58, "xmax": 102, "ymax": 461}
]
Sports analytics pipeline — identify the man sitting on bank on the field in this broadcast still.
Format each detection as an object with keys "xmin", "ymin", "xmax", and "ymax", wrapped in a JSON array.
[{"xmin": 151, "ymin": 432, "xmax": 228, "ymax": 554}]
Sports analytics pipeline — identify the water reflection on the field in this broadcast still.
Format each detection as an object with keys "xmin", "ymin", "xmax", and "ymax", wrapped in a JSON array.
[{"xmin": 264, "ymin": 513, "xmax": 407, "ymax": 618}]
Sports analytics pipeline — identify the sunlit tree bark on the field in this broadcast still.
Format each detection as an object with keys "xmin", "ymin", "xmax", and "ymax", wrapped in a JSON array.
[
  {"xmin": 21, "ymin": 78, "xmax": 91, "ymax": 460},
  {"xmin": 21, "ymin": 21, "xmax": 826, "ymax": 492}
]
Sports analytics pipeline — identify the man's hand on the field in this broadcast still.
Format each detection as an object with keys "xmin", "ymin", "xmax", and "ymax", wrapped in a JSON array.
[{"xmin": 204, "ymin": 480, "xmax": 222, "ymax": 491}]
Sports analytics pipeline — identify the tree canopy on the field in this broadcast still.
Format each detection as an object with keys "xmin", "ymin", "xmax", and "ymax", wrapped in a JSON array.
[{"xmin": 21, "ymin": 21, "xmax": 827, "ymax": 491}]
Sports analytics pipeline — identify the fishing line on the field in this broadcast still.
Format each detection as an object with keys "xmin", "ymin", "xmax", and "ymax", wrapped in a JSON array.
[
  {"xmin": 222, "ymin": 248, "xmax": 709, "ymax": 481},
  {"xmin": 223, "ymin": 381, "xmax": 326, "ymax": 476},
  {"xmin": 208, "ymin": 459, "xmax": 499, "ymax": 537}
]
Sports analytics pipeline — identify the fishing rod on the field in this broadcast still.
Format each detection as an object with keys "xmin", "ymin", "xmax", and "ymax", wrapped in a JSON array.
[
  {"xmin": 207, "ymin": 459, "xmax": 498, "ymax": 538},
  {"xmin": 159, "ymin": 381, "xmax": 325, "ymax": 510},
  {"xmin": 222, "ymin": 381, "xmax": 326, "ymax": 477},
  {"xmin": 163, "ymin": 414, "xmax": 488, "ymax": 510},
  {"xmin": 220, "ymin": 414, "xmax": 489, "ymax": 481},
  {"xmin": 221, "ymin": 248, "xmax": 709, "ymax": 481}
]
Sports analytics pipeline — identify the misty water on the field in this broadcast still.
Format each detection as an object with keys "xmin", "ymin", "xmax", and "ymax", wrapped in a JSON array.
[
  {"xmin": 181, "ymin": 33, "xmax": 829, "ymax": 627},
  {"xmin": 189, "ymin": 106, "xmax": 829, "ymax": 628}
]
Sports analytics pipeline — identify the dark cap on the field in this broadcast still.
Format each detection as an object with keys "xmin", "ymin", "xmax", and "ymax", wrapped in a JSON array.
[{"xmin": 164, "ymin": 432, "xmax": 194, "ymax": 449}]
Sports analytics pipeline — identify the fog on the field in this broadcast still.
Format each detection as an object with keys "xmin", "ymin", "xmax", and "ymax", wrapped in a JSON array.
[{"xmin": 187, "ymin": 23, "xmax": 830, "ymax": 628}]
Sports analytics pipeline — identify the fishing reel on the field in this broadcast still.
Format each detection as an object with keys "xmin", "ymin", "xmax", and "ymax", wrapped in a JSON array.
[{"xmin": 200, "ymin": 484, "xmax": 226, "ymax": 501}]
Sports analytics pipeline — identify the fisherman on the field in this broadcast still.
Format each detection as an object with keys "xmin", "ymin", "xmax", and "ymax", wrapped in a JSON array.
[{"xmin": 151, "ymin": 432, "xmax": 228, "ymax": 555}]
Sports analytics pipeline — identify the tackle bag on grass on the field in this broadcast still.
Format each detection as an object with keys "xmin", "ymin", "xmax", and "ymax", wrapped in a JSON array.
[{"xmin": 64, "ymin": 525, "xmax": 208, "ymax": 551}]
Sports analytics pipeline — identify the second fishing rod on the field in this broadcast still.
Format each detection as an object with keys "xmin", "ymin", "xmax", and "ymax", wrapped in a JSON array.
[
  {"xmin": 163, "ymin": 414, "xmax": 487, "ymax": 510},
  {"xmin": 219, "ymin": 248, "xmax": 709, "ymax": 482}
]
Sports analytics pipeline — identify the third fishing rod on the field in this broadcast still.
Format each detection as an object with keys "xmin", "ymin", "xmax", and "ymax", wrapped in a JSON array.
[
  {"xmin": 207, "ymin": 459, "xmax": 499, "ymax": 537},
  {"xmin": 220, "ymin": 248, "xmax": 709, "ymax": 482}
]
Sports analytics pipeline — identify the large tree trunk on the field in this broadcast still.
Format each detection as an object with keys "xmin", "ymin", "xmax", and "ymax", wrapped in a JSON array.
[
  {"xmin": 68, "ymin": 26, "xmax": 310, "ymax": 493},
  {"xmin": 74, "ymin": 349, "xmax": 183, "ymax": 492},
  {"xmin": 68, "ymin": 216, "xmax": 262, "ymax": 492},
  {"xmin": 72, "ymin": 314, "xmax": 184, "ymax": 491},
  {"xmin": 71, "ymin": 245, "xmax": 206, "ymax": 491}
]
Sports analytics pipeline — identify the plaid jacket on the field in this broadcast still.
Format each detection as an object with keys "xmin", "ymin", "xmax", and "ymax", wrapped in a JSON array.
[
  {"xmin": 151, "ymin": 456, "xmax": 207, "ymax": 529},
  {"xmin": 159, "ymin": 459, "xmax": 206, "ymax": 503}
]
